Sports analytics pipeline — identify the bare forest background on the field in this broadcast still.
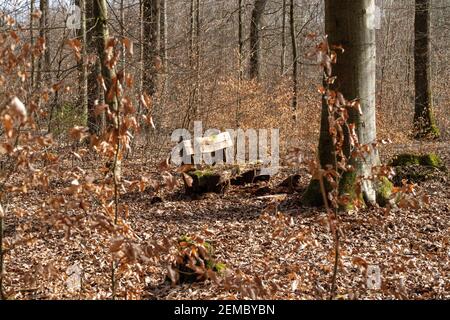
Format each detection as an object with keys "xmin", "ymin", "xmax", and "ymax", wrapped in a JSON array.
[
  {"xmin": 2, "ymin": 0, "xmax": 449, "ymax": 151},
  {"xmin": 0, "ymin": 0, "xmax": 449, "ymax": 300}
]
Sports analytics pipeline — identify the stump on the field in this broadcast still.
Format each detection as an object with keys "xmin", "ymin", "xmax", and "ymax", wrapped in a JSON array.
[
  {"xmin": 183, "ymin": 170, "xmax": 229, "ymax": 195},
  {"xmin": 230, "ymin": 169, "xmax": 271, "ymax": 186}
]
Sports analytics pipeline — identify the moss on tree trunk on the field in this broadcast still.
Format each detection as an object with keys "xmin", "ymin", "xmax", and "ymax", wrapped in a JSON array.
[{"xmin": 375, "ymin": 176, "xmax": 394, "ymax": 207}]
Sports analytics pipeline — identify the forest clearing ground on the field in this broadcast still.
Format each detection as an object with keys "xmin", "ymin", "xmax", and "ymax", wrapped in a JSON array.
[{"xmin": 3, "ymin": 140, "xmax": 449, "ymax": 300}]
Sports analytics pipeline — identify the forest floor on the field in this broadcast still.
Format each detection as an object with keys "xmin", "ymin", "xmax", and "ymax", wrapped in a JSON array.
[{"xmin": 3, "ymin": 139, "xmax": 449, "ymax": 300}]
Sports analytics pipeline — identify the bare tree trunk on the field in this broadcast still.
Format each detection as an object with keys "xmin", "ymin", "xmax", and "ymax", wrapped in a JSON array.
[
  {"xmin": 160, "ymin": 0, "xmax": 167, "ymax": 70},
  {"xmin": 249, "ymin": 0, "xmax": 268, "ymax": 80},
  {"xmin": 30, "ymin": 0, "xmax": 35, "ymax": 90},
  {"xmin": 236, "ymin": 0, "xmax": 243, "ymax": 126},
  {"xmin": 414, "ymin": 0, "xmax": 439, "ymax": 138},
  {"xmin": 76, "ymin": 0, "xmax": 88, "ymax": 126},
  {"xmin": 92, "ymin": 0, "xmax": 120, "ymax": 299},
  {"xmin": 139, "ymin": 0, "xmax": 144, "ymax": 100},
  {"xmin": 289, "ymin": 0, "xmax": 298, "ymax": 113},
  {"xmin": 37, "ymin": 0, "xmax": 50, "ymax": 87},
  {"xmin": 379, "ymin": 2, "xmax": 392, "ymax": 114},
  {"xmin": 195, "ymin": 0, "xmax": 201, "ymax": 116},
  {"xmin": 303, "ymin": 0, "xmax": 381, "ymax": 207},
  {"xmin": 86, "ymin": 0, "xmax": 101, "ymax": 134},
  {"xmin": 143, "ymin": 0, "xmax": 160, "ymax": 96},
  {"xmin": 189, "ymin": 0, "xmax": 195, "ymax": 64},
  {"xmin": 120, "ymin": 0, "xmax": 126, "ymax": 71},
  {"xmin": 184, "ymin": 0, "xmax": 200, "ymax": 127},
  {"xmin": 93, "ymin": 0, "xmax": 117, "ymax": 114},
  {"xmin": 281, "ymin": 0, "xmax": 287, "ymax": 75}
]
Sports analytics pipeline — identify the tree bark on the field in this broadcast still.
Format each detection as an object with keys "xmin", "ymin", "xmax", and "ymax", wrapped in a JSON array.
[
  {"xmin": 289, "ymin": 0, "xmax": 298, "ymax": 113},
  {"xmin": 237, "ymin": 0, "xmax": 243, "ymax": 126},
  {"xmin": 120, "ymin": 0, "xmax": 126, "ymax": 71},
  {"xmin": 30, "ymin": 0, "xmax": 35, "ymax": 90},
  {"xmin": 281, "ymin": 0, "xmax": 287, "ymax": 75},
  {"xmin": 195, "ymin": 0, "xmax": 201, "ymax": 116},
  {"xmin": 143, "ymin": 0, "xmax": 160, "ymax": 96},
  {"xmin": 238, "ymin": 0, "xmax": 244, "ymax": 67},
  {"xmin": 303, "ymin": 0, "xmax": 381, "ymax": 207},
  {"xmin": 93, "ymin": 0, "xmax": 117, "ymax": 114},
  {"xmin": 86, "ymin": 0, "xmax": 102, "ymax": 134},
  {"xmin": 75, "ymin": 0, "xmax": 88, "ymax": 126},
  {"xmin": 413, "ymin": 0, "xmax": 439, "ymax": 138},
  {"xmin": 37, "ymin": 0, "xmax": 50, "ymax": 87},
  {"xmin": 249, "ymin": 0, "xmax": 268, "ymax": 80},
  {"xmin": 160, "ymin": 0, "xmax": 168, "ymax": 70}
]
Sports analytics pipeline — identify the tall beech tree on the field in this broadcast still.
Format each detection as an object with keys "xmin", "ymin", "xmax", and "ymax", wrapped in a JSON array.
[
  {"xmin": 75, "ymin": 0, "xmax": 88, "ymax": 126},
  {"xmin": 414, "ymin": 0, "xmax": 439, "ymax": 139},
  {"xmin": 37, "ymin": 0, "xmax": 50, "ymax": 86},
  {"xmin": 249, "ymin": 0, "xmax": 268, "ymax": 80},
  {"xmin": 289, "ymin": 0, "xmax": 298, "ymax": 113},
  {"xmin": 85, "ymin": 0, "xmax": 102, "ymax": 134},
  {"xmin": 280, "ymin": 0, "xmax": 287, "ymax": 74},
  {"xmin": 303, "ymin": 0, "xmax": 388, "ymax": 208},
  {"xmin": 93, "ymin": 0, "xmax": 118, "ymax": 124},
  {"xmin": 143, "ymin": 0, "xmax": 160, "ymax": 97},
  {"xmin": 160, "ymin": 0, "xmax": 167, "ymax": 70}
]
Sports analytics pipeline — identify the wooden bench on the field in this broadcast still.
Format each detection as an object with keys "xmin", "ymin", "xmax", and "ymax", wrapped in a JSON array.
[
  {"xmin": 175, "ymin": 131, "xmax": 272, "ymax": 195},
  {"xmin": 178, "ymin": 131, "xmax": 234, "ymax": 166}
]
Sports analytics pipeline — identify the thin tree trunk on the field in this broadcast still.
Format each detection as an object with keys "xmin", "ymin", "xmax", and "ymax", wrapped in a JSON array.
[
  {"xmin": 249, "ymin": 0, "xmax": 268, "ymax": 80},
  {"xmin": 289, "ymin": 0, "xmax": 298, "ymax": 113},
  {"xmin": 413, "ymin": 0, "xmax": 439, "ymax": 138},
  {"xmin": 93, "ymin": 0, "xmax": 117, "ymax": 115},
  {"xmin": 184, "ymin": 0, "xmax": 199, "ymax": 127},
  {"xmin": 281, "ymin": 0, "xmax": 287, "ymax": 75},
  {"xmin": 189, "ymin": 0, "xmax": 195, "ymax": 65},
  {"xmin": 237, "ymin": 0, "xmax": 243, "ymax": 127},
  {"xmin": 120, "ymin": 0, "xmax": 126, "ymax": 71},
  {"xmin": 143, "ymin": 0, "xmax": 160, "ymax": 96},
  {"xmin": 93, "ymin": 0, "xmax": 120, "ymax": 300},
  {"xmin": 76, "ymin": 0, "xmax": 88, "ymax": 125},
  {"xmin": 86, "ymin": 0, "xmax": 101, "ymax": 134},
  {"xmin": 195, "ymin": 0, "xmax": 201, "ymax": 116},
  {"xmin": 379, "ymin": 1, "xmax": 392, "ymax": 110},
  {"xmin": 303, "ymin": 0, "xmax": 381, "ymax": 207},
  {"xmin": 37, "ymin": 0, "xmax": 50, "ymax": 87},
  {"xmin": 30, "ymin": 0, "xmax": 35, "ymax": 90},
  {"xmin": 160, "ymin": 0, "xmax": 167, "ymax": 70},
  {"xmin": 139, "ymin": 0, "xmax": 144, "ymax": 110}
]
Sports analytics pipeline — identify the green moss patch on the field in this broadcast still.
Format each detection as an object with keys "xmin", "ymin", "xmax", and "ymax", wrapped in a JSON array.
[
  {"xmin": 391, "ymin": 153, "xmax": 446, "ymax": 185},
  {"xmin": 421, "ymin": 153, "xmax": 443, "ymax": 168},
  {"xmin": 391, "ymin": 153, "xmax": 443, "ymax": 168},
  {"xmin": 191, "ymin": 169, "xmax": 214, "ymax": 179}
]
